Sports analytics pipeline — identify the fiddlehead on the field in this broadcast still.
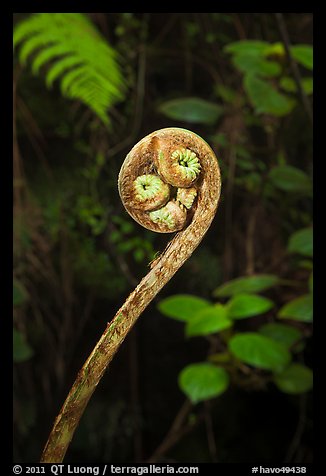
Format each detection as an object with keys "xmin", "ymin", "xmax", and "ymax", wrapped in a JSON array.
[{"xmin": 41, "ymin": 127, "xmax": 221, "ymax": 463}]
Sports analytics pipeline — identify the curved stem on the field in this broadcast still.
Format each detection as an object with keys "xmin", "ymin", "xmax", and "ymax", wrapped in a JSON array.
[{"xmin": 41, "ymin": 129, "xmax": 221, "ymax": 462}]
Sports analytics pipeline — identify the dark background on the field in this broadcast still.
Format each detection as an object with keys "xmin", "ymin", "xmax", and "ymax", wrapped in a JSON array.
[{"xmin": 13, "ymin": 13, "xmax": 313, "ymax": 464}]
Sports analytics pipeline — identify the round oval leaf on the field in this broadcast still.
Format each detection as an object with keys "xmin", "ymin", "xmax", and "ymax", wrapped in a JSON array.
[
  {"xmin": 224, "ymin": 40, "xmax": 269, "ymax": 56},
  {"xmin": 269, "ymin": 165, "xmax": 312, "ymax": 194},
  {"xmin": 158, "ymin": 97, "xmax": 223, "ymax": 125},
  {"xmin": 288, "ymin": 227, "xmax": 313, "ymax": 257},
  {"xmin": 290, "ymin": 45, "xmax": 313, "ymax": 70},
  {"xmin": 214, "ymin": 274, "xmax": 280, "ymax": 298},
  {"xmin": 233, "ymin": 55, "xmax": 281, "ymax": 77},
  {"xmin": 229, "ymin": 333, "xmax": 291, "ymax": 371},
  {"xmin": 186, "ymin": 304, "xmax": 232, "ymax": 337},
  {"xmin": 226, "ymin": 293, "xmax": 274, "ymax": 319},
  {"xmin": 178, "ymin": 363, "xmax": 229, "ymax": 404},
  {"xmin": 274, "ymin": 363, "xmax": 313, "ymax": 394},
  {"xmin": 278, "ymin": 294, "xmax": 313, "ymax": 322},
  {"xmin": 259, "ymin": 323, "xmax": 302, "ymax": 348},
  {"xmin": 158, "ymin": 294, "xmax": 211, "ymax": 322},
  {"xmin": 244, "ymin": 75, "xmax": 295, "ymax": 116}
]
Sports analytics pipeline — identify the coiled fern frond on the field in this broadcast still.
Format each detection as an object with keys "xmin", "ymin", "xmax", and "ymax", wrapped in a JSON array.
[{"xmin": 14, "ymin": 13, "xmax": 126, "ymax": 125}]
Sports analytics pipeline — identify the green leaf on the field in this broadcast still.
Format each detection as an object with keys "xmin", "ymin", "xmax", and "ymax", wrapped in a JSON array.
[
  {"xmin": 309, "ymin": 273, "xmax": 313, "ymax": 293},
  {"xmin": 13, "ymin": 13, "xmax": 126, "ymax": 126},
  {"xmin": 178, "ymin": 363, "xmax": 229, "ymax": 403},
  {"xmin": 224, "ymin": 40, "xmax": 269, "ymax": 56},
  {"xmin": 290, "ymin": 45, "xmax": 313, "ymax": 70},
  {"xmin": 263, "ymin": 42, "xmax": 286, "ymax": 57},
  {"xmin": 46, "ymin": 55, "xmax": 84, "ymax": 87},
  {"xmin": 244, "ymin": 74, "xmax": 295, "ymax": 116},
  {"xmin": 13, "ymin": 329, "xmax": 34, "ymax": 363},
  {"xmin": 229, "ymin": 333, "xmax": 291, "ymax": 371},
  {"xmin": 274, "ymin": 363, "xmax": 313, "ymax": 394},
  {"xmin": 278, "ymin": 294, "xmax": 313, "ymax": 322},
  {"xmin": 214, "ymin": 274, "xmax": 280, "ymax": 298},
  {"xmin": 269, "ymin": 165, "xmax": 312, "ymax": 194},
  {"xmin": 259, "ymin": 323, "xmax": 302, "ymax": 349},
  {"xmin": 186, "ymin": 304, "xmax": 232, "ymax": 337},
  {"xmin": 288, "ymin": 227, "xmax": 313, "ymax": 257},
  {"xmin": 232, "ymin": 55, "xmax": 281, "ymax": 77},
  {"xmin": 214, "ymin": 84, "xmax": 237, "ymax": 104},
  {"xmin": 226, "ymin": 293, "xmax": 274, "ymax": 319},
  {"xmin": 301, "ymin": 77, "xmax": 313, "ymax": 94},
  {"xmin": 158, "ymin": 294, "xmax": 211, "ymax": 322},
  {"xmin": 157, "ymin": 97, "xmax": 223, "ymax": 125},
  {"xmin": 280, "ymin": 76, "xmax": 313, "ymax": 95},
  {"xmin": 13, "ymin": 279, "xmax": 28, "ymax": 307}
]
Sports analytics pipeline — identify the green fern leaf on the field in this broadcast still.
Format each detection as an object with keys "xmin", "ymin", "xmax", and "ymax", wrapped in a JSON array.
[
  {"xmin": 19, "ymin": 35, "xmax": 52, "ymax": 65},
  {"xmin": 46, "ymin": 55, "xmax": 83, "ymax": 87},
  {"xmin": 14, "ymin": 13, "xmax": 126, "ymax": 125},
  {"xmin": 60, "ymin": 66, "xmax": 88, "ymax": 95}
]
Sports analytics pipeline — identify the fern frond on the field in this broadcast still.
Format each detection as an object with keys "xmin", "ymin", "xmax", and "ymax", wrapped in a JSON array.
[
  {"xmin": 14, "ymin": 13, "xmax": 126, "ymax": 126},
  {"xmin": 45, "ymin": 56, "xmax": 83, "ymax": 87}
]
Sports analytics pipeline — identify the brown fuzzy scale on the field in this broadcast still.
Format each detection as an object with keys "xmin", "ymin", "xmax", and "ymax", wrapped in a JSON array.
[{"xmin": 41, "ymin": 128, "xmax": 221, "ymax": 463}]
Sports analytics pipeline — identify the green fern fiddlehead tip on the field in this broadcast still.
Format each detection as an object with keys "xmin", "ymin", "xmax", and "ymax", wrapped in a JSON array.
[
  {"xmin": 149, "ymin": 200, "xmax": 187, "ymax": 231},
  {"xmin": 133, "ymin": 175, "xmax": 170, "ymax": 211},
  {"xmin": 171, "ymin": 148, "xmax": 201, "ymax": 182}
]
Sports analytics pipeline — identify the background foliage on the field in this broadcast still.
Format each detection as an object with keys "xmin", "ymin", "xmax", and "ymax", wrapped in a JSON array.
[{"xmin": 13, "ymin": 13, "xmax": 313, "ymax": 464}]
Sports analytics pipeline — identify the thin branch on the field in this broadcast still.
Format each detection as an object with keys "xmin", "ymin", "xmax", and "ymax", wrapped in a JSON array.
[
  {"xmin": 204, "ymin": 401, "xmax": 218, "ymax": 462},
  {"xmin": 146, "ymin": 400, "xmax": 200, "ymax": 463},
  {"xmin": 284, "ymin": 393, "xmax": 308, "ymax": 463}
]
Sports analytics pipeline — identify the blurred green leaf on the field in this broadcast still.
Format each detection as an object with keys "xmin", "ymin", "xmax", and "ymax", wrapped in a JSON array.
[
  {"xmin": 232, "ymin": 55, "xmax": 281, "ymax": 77},
  {"xmin": 269, "ymin": 165, "xmax": 312, "ymax": 194},
  {"xmin": 244, "ymin": 74, "xmax": 295, "ymax": 116},
  {"xmin": 214, "ymin": 274, "xmax": 280, "ymax": 298},
  {"xmin": 274, "ymin": 363, "xmax": 313, "ymax": 394},
  {"xmin": 178, "ymin": 363, "xmax": 229, "ymax": 403},
  {"xmin": 263, "ymin": 42, "xmax": 285, "ymax": 57},
  {"xmin": 226, "ymin": 293, "xmax": 274, "ymax": 319},
  {"xmin": 229, "ymin": 333, "xmax": 291, "ymax": 371},
  {"xmin": 280, "ymin": 76, "xmax": 313, "ymax": 95},
  {"xmin": 158, "ymin": 294, "xmax": 211, "ymax": 322},
  {"xmin": 259, "ymin": 322, "xmax": 302, "ymax": 348},
  {"xmin": 13, "ymin": 328, "xmax": 34, "ymax": 363},
  {"xmin": 186, "ymin": 304, "xmax": 232, "ymax": 337},
  {"xmin": 288, "ymin": 227, "xmax": 313, "ymax": 257},
  {"xmin": 278, "ymin": 294, "xmax": 313, "ymax": 322},
  {"xmin": 224, "ymin": 40, "xmax": 269, "ymax": 56},
  {"xmin": 157, "ymin": 97, "xmax": 223, "ymax": 124},
  {"xmin": 214, "ymin": 84, "xmax": 237, "ymax": 104},
  {"xmin": 13, "ymin": 13, "xmax": 126, "ymax": 126},
  {"xmin": 290, "ymin": 45, "xmax": 313, "ymax": 70}
]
